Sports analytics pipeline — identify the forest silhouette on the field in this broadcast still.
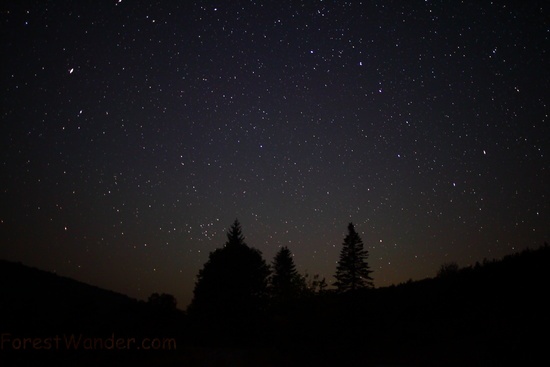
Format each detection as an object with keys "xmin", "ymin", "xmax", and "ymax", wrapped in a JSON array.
[{"xmin": 1, "ymin": 220, "xmax": 549, "ymax": 366}]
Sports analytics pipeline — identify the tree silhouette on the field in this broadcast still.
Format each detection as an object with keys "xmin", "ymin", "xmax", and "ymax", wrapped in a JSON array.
[
  {"xmin": 270, "ymin": 246, "xmax": 305, "ymax": 301},
  {"xmin": 147, "ymin": 292, "xmax": 177, "ymax": 311},
  {"xmin": 188, "ymin": 219, "xmax": 271, "ymax": 319},
  {"xmin": 334, "ymin": 222, "xmax": 373, "ymax": 292},
  {"xmin": 304, "ymin": 272, "xmax": 328, "ymax": 294},
  {"xmin": 437, "ymin": 262, "xmax": 459, "ymax": 278}
]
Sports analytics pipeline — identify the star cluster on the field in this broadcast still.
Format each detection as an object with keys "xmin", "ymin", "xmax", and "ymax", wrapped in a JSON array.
[{"xmin": 1, "ymin": 1, "xmax": 548, "ymax": 307}]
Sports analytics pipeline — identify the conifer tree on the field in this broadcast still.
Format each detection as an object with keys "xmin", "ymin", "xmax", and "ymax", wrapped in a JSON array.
[
  {"xmin": 270, "ymin": 246, "xmax": 305, "ymax": 300},
  {"xmin": 334, "ymin": 222, "xmax": 373, "ymax": 292},
  {"xmin": 189, "ymin": 219, "xmax": 270, "ymax": 317}
]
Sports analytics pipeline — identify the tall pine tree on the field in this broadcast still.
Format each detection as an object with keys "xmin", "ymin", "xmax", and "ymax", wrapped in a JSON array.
[{"xmin": 334, "ymin": 222, "xmax": 373, "ymax": 292}]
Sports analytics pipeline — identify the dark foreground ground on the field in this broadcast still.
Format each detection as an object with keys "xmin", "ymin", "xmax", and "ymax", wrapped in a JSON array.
[{"xmin": 1, "ymin": 343, "xmax": 545, "ymax": 367}]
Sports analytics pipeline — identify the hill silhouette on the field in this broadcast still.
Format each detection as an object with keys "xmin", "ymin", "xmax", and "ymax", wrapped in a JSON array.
[
  {"xmin": 292, "ymin": 244, "xmax": 550, "ymax": 366},
  {"xmin": 0, "ymin": 260, "xmax": 189, "ymax": 366},
  {"xmin": 0, "ymin": 260, "xmax": 138, "ymax": 332},
  {"xmin": 1, "ymin": 244, "xmax": 549, "ymax": 366}
]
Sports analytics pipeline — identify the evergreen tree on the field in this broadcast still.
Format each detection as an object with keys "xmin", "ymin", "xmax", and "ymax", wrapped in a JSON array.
[
  {"xmin": 334, "ymin": 222, "xmax": 373, "ymax": 292},
  {"xmin": 270, "ymin": 246, "xmax": 305, "ymax": 300},
  {"xmin": 188, "ymin": 219, "xmax": 271, "ymax": 318},
  {"xmin": 225, "ymin": 218, "xmax": 246, "ymax": 247}
]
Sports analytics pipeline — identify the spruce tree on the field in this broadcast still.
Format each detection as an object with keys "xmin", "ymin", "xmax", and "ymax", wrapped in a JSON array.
[
  {"xmin": 270, "ymin": 246, "xmax": 305, "ymax": 300},
  {"xmin": 189, "ymin": 219, "xmax": 270, "ymax": 318},
  {"xmin": 334, "ymin": 222, "xmax": 373, "ymax": 292}
]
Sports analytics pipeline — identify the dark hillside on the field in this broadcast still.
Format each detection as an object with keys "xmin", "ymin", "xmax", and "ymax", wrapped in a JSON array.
[
  {"xmin": 0, "ymin": 260, "xmax": 185, "ymax": 335},
  {"xmin": 250, "ymin": 245, "xmax": 550, "ymax": 366},
  {"xmin": 1, "ymin": 244, "xmax": 548, "ymax": 366},
  {"xmin": 1, "ymin": 260, "xmax": 135, "ymax": 333}
]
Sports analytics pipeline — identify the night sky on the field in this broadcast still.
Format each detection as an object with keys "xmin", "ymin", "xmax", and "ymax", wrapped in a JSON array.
[{"xmin": 1, "ymin": 1, "xmax": 548, "ymax": 309}]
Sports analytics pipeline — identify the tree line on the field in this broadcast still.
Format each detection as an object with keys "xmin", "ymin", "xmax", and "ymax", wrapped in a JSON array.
[{"xmin": 187, "ymin": 219, "xmax": 373, "ymax": 316}]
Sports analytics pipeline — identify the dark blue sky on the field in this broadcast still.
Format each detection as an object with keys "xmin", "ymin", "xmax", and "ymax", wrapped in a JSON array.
[{"xmin": 1, "ymin": 0, "xmax": 548, "ymax": 308}]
